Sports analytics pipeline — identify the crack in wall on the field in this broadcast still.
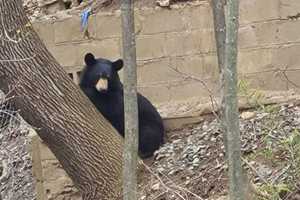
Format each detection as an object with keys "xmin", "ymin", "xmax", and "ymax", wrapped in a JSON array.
[{"xmin": 287, "ymin": 13, "xmax": 300, "ymax": 20}]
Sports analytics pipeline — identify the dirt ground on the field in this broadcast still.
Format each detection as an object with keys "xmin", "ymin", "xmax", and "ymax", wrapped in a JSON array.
[
  {"xmin": 2, "ymin": 90, "xmax": 300, "ymax": 200},
  {"xmin": 0, "ymin": 86, "xmax": 300, "ymax": 200},
  {"xmin": 23, "ymin": 0, "xmax": 200, "ymax": 21},
  {"xmin": 138, "ymin": 103, "xmax": 300, "ymax": 200},
  {"xmin": 89, "ymin": 0, "xmax": 199, "ymax": 11}
]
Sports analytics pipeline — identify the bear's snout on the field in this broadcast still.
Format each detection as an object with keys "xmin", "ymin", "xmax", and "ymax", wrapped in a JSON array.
[{"xmin": 95, "ymin": 78, "xmax": 108, "ymax": 92}]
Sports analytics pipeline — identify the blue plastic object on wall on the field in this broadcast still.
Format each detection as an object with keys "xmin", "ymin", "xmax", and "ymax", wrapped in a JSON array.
[{"xmin": 81, "ymin": 7, "xmax": 92, "ymax": 31}]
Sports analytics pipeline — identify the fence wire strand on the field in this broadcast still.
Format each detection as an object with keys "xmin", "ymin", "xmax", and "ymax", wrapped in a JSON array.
[{"xmin": 0, "ymin": 92, "xmax": 20, "ymax": 133}]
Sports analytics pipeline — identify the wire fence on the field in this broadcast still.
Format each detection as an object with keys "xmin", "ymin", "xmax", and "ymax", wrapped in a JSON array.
[
  {"xmin": 0, "ymin": 93, "xmax": 19, "ymax": 132},
  {"xmin": 0, "ymin": 90, "xmax": 36, "ymax": 200}
]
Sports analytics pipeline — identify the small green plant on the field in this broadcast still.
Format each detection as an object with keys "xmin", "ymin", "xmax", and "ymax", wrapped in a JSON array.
[
  {"xmin": 238, "ymin": 79, "xmax": 265, "ymax": 108},
  {"xmin": 281, "ymin": 129, "xmax": 300, "ymax": 176},
  {"xmin": 260, "ymin": 104, "xmax": 280, "ymax": 114},
  {"xmin": 257, "ymin": 183, "xmax": 291, "ymax": 200},
  {"xmin": 256, "ymin": 145, "xmax": 275, "ymax": 162},
  {"xmin": 283, "ymin": 129, "xmax": 300, "ymax": 147}
]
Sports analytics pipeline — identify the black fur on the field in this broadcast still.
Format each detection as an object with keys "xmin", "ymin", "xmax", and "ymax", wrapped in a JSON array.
[{"xmin": 79, "ymin": 53, "xmax": 164, "ymax": 158}]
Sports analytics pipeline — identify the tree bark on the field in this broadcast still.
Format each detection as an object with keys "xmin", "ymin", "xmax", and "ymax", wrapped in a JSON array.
[
  {"xmin": 211, "ymin": 0, "xmax": 227, "ymax": 156},
  {"xmin": 0, "ymin": 1, "xmax": 123, "ymax": 199},
  {"xmin": 224, "ymin": 0, "xmax": 246, "ymax": 199},
  {"xmin": 212, "ymin": 0, "xmax": 226, "ymax": 75},
  {"xmin": 121, "ymin": 0, "xmax": 139, "ymax": 199}
]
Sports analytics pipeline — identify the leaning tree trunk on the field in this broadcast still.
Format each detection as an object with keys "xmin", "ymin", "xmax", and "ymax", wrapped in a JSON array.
[{"xmin": 0, "ymin": 1, "xmax": 123, "ymax": 199}]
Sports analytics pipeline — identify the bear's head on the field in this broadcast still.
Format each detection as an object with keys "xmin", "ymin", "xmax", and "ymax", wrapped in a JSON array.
[{"xmin": 79, "ymin": 53, "xmax": 124, "ymax": 93}]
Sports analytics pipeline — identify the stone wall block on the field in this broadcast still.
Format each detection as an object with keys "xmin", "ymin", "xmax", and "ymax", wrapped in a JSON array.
[
  {"xmin": 240, "ymin": 0, "xmax": 280, "ymax": 24},
  {"xmin": 54, "ymin": 15, "xmax": 96, "ymax": 44},
  {"xmin": 138, "ymin": 8, "xmax": 186, "ymax": 34}
]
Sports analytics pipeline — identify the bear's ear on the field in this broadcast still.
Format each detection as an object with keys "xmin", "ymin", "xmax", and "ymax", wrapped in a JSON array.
[
  {"xmin": 84, "ymin": 53, "xmax": 96, "ymax": 66},
  {"xmin": 112, "ymin": 59, "xmax": 123, "ymax": 71}
]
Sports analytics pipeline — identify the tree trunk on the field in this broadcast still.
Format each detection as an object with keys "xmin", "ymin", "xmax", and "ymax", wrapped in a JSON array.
[
  {"xmin": 211, "ymin": 0, "xmax": 227, "ymax": 156},
  {"xmin": 121, "ymin": 0, "xmax": 139, "ymax": 200},
  {"xmin": 212, "ymin": 0, "xmax": 226, "ymax": 75},
  {"xmin": 0, "ymin": 1, "xmax": 123, "ymax": 199},
  {"xmin": 224, "ymin": 0, "xmax": 246, "ymax": 199}
]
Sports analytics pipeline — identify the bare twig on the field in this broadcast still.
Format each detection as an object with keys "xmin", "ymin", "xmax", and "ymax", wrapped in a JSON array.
[
  {"xmin": 280, "ymin": 66, "xmax": 300, "ymax": 89},
  {"xmin": 271, "ymin": 164, "xmax": 291, "ymax": 184},
  {"xmin": 168, "ymin": 65, "xmax": 221, "ymax": 121},
  {"xmin": 140, "ymin": 161, "xmax": 188, "ymax": 200},
  {"xmin": 242, "ymin": 158, "xmax": 268, "ymax": 184}
]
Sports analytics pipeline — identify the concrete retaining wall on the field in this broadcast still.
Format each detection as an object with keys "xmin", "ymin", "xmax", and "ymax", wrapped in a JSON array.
[
  {"xmin": 31, "ymin": 0, "xmax": 300, "ymax": 199},
  {"xmin": 33, "ymin": 0, "xmax": 300, "ymax": 104}
]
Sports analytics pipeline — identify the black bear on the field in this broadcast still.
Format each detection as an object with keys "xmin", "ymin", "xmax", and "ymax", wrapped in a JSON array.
[{"xmin": 79, "ymin": 53, "xmax": 164, "ymax": 158}]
